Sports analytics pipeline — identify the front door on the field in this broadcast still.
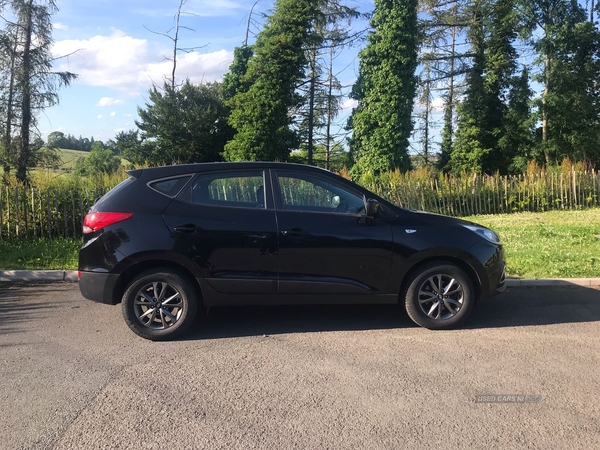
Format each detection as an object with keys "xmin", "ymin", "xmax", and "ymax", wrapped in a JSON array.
[{"xmin": 273, "ymin": 170, "xmax": 393, "ymax": 297}]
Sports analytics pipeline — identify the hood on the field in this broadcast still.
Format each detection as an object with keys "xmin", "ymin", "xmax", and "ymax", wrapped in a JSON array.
[{"xmin": 411, "ymin": 210, "xmax": 480, "ymax": 227}]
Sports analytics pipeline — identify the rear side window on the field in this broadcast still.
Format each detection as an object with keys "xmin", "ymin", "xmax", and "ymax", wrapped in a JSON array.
[
  {"xmin": 148, "ymin": 176, "xmax": 192, "ymax": 197},
  {"xmin": 190, "ymin": 171, "xmax": 265, "ymax": 208}
]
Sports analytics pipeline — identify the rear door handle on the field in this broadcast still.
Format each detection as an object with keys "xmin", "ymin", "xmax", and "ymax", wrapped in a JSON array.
[{"xmin": 174, "ymin": 224, "xmax": 203, "ymax": 234}]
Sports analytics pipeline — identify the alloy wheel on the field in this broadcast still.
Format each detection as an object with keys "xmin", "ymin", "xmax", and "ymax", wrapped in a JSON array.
[
  {"xmin": 417, "ymin": 274, "xmax": 464, "ymax": 320},
  {"xmin": 133, "ymin": 281, "xmax": 184, "ymax": 329}
]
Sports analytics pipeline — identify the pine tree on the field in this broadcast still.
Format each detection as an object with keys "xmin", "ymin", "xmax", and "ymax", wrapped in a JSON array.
[
  {"xmin": 418, "ymin": 0, "xmax": 472, "ymax": 171},
  {"xmin": 135, "ymin": 81, "xmax": 231, "ymax": 165},
  {"xmin": 521, "ymin": 0, "xmax": 599, "ymax": 165},
  {"xmin": 501, "ymin": 68, "xmax": 535, "ymax": 172},
  {"xmin": 450, "ymin": 0, "xmax": 488, "ymax": 173},
  {"xmin": 0, "ymin": 0, "xmax": 76, "ymax": 183},
  {"xmin": 224, "ymin": 0, "xmax": 319, "ymax": 161},
  {"xmin": 452, "ymin": 0, "xmax": 521, "ymax": 174},
  {"xmin": 296, "ymin": 0, "xmax": 362, "ymax": 166}
]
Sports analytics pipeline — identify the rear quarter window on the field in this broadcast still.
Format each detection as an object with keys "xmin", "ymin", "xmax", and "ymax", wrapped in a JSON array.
[{"xmin": 148, "ymin": 176, "xmax": 192, "ymax": 197}]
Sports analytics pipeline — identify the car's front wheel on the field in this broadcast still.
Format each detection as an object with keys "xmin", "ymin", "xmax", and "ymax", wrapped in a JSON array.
[
  {"xmin": 122, "ymin": 269, "xmax": 198, "ymax": 340},
  {"xmin": 403, "ymin": 261, "xmax": 475, "ymax": 330}
]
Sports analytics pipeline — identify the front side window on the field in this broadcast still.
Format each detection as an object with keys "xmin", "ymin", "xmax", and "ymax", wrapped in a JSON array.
[
  {"xmin": 190, "ymin": 171, "xmax": 266, "ymax": 208},
  {"xmin": 276, "ymin": 172, "xmax": 364, "ymax": 214}
]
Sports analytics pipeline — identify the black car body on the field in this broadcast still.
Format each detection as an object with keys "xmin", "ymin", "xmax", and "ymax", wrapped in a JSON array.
[{"xmin": 79, "ymin": 162, "xmax": 505, "ymax": 339}]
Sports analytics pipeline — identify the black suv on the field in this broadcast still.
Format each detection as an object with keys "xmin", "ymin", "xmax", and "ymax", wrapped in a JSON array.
[{"xmin": 79, "ymin": 162, "xmax": 505, "ymax": 340}]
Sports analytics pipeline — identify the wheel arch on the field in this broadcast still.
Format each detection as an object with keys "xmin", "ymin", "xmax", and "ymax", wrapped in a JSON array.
[
  {"xmin": 112, "ymin": 259, "xmax": 203, "ymax": 306},
  {"xmin": 398, "ymin": 256, "xmax": 482, "ymax": 303}
]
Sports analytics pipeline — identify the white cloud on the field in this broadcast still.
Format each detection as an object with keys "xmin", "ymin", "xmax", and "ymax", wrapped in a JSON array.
[
  {"xmin": 54, "ymin": 22, "xmax": 68, "ymax": 31},
  {"xmin": 97, "ymin": 115, "xmax": 104, "ymax": 119},
  {"xmin": 110, "ymin": 111, "xmax": 117, "ymax": 117},
  {"xmin": 431, "ymin": 97, "xmax": 445, "ymax": 111},
  {"xmin": 341, "ymin": 99, "xmax": 358, "ymax": 111},
  {"xmin": 52, "ymin": 30, "xmax": 233, "ymax": 95},
  {"xmin": 97, "ymin": 97, "xmax": 123, "ymax": 107},
  {"xmin": 144, "ymin": 49, "xmax": 233, "ymax": 86},
  {"xmin": 124, "ymin": 113, "xmax": 133, "ymax": 117}
]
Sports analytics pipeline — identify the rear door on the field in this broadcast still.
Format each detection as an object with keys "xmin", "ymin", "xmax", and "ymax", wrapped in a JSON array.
[
  {"xmin": 273, "ymin": 169, "xmax": 393, "ymax": 297},
  {"xmin": 162, "ymin": 169, "xmax": 278, "ymax": 294}
]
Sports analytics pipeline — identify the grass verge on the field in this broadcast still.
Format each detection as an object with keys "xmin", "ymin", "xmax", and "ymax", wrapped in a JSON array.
[
  {"xmin": 1, "ymin": 209, "xmax": 599, "ymax": 278},
  {"xmin": 0, "ymin": 238, "xmax": 80, "ymax": 270},
  {"xmin": 465, "ymin": 209, "xmax": 600, "ymax": 278}
]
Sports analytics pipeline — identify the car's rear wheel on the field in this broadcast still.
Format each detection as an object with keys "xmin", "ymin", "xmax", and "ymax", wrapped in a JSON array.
[
  {"xmin": 403, "ymin": 261, "xmax": 475, "ymax": 330},
  {"xmin": 122, "ymin": 269, "xmax": 198, "ymax": 340}
]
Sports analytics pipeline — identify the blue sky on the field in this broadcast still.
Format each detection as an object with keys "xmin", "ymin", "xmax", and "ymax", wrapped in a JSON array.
[
  {"xmin": 43, "ymin": 0, "xmax": 369, "ymax": 143},
  {"xmin": 41, "ymin": 0, "xmax": 599, "ymax": 151}
]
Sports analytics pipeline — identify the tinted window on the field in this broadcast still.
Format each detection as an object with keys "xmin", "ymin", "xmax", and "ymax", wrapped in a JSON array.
[
  {"xmin": 277, "ymin": 172, "xmax": 364, "ymax": 214},
  {"xmin": 191, "ymin": 171, "xmax": 266, "ymax": 208},
  {"xmin": 149, "ymin": 176, "xmax": 192, "ymax": 197}
]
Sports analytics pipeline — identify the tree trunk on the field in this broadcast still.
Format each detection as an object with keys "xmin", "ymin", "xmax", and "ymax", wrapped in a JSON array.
[
  {"xmin": 17, "ymin": 0, "xmax": 34, "ymax": 184},
  {"xmin": 424, "ymin": 78, "xmax": 430, "ymax": 165},
  {"xmin": 307, "ymin": 47, "xmax": 317, "ymax": 166},
  {"xmin": 325, "ymin": 47, "xmax": 335, "ymax": 171},
  {"xmin": 2, "ymin": 30, "xmax": 18, "ymax": 182},
  {"xmin": 440, "ymin": 6, "xmax": 457, "ymax": 169},
  {"xmin": 542, "ymin": 53, "xmax": 550, "ymax": 164}
]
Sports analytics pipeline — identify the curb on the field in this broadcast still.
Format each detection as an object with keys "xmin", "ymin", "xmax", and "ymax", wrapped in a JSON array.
[
  {"xmin": 505, "ymin": 278, "xmax": 600, "ymax": 288},
  {"xmin": 0, "ymin": 270, "xmax": 78, "ymax": 282},
  {"xmin": 0, "ymin": 271, "xmax": 599, "ymax": 287}
]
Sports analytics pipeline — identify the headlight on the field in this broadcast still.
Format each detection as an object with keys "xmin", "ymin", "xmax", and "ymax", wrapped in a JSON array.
[{"xmin": 463, "ymin": 225, "xmax": 500, "ymax": 244}]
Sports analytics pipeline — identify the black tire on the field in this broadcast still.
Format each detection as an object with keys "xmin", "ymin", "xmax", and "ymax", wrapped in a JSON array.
[
  {"xmin": 403, "ymin": 261, "xmax": 475, "ymax": 330},
  {"xmin": 121, "ymin": 269, "xmax": 199, "ymax": 340}
]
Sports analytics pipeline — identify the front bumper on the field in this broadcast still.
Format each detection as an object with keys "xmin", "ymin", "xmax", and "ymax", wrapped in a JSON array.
[
  {"xmin": 483, "ymin": 262, "xmax": 506, "ymax": 299},
  {"xmin": 466, "ymin": 239, "xmax": 506, "ymax": 299}
]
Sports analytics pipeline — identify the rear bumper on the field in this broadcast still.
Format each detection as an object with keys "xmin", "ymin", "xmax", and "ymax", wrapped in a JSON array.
[{"xmin": 78, "ymin": 271, "xmax": 120, "ymax": 305}]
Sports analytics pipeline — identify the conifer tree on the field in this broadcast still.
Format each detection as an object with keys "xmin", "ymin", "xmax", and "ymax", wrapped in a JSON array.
[
  {"xmin": 348, "ymin": 0, "xmax": 419, "ymax": 179},
  {"xmin": 224, "ymin": 0, "xmax": 319, "ymax": 161}
]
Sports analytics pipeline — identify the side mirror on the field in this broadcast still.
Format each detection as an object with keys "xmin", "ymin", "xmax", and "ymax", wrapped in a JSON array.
[
  {"xmin": 365, "ymin": 198, "xmax": 380, "ymax": 217},
  {"xmin": 331, "ymin": 195, "xmax": 341, "ymax": 208}
]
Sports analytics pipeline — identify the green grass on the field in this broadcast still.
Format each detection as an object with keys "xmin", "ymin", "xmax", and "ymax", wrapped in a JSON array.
[
  {"xmin": 465, "ymin": 209, "xmax": 600, "ymax": 278},
  {"xmin": 0, "ymin": 238, "xmax": 80, "ymax": 270},
  {"xmin": 1, "ymin": 210, "xmax": 599, "ymax": 278}
]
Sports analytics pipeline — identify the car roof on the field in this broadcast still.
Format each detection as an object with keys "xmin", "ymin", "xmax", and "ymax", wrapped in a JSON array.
[{"xmin": 127, "ymin": 161, "xmax": 337, "ymax": 180}]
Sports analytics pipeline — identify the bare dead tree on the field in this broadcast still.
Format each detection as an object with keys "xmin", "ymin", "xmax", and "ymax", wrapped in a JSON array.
[{"xmin": 144, "ymin": 0, "xmax": 207, "ymax": 90}]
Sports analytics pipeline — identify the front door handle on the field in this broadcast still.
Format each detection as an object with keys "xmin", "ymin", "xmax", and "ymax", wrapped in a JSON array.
[{"xmin": 281, "ymin": 228, "xmax": 310, "ymax": 237}]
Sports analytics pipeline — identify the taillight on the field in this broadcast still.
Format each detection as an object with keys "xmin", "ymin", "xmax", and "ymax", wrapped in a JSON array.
[{"xmin": 83, "ymin": 212, "xmax": 133, "ymax": 234}]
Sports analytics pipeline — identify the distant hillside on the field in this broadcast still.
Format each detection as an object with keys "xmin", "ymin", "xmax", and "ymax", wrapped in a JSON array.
[{"xmin": 57, "ymin": 148, "xmax": 90, "ymax": 171}]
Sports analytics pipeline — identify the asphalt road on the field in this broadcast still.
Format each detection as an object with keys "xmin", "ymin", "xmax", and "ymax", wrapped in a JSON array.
[{"xmin": 1, "ymin": 283, "xmax": 599, "ymax": 450}]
